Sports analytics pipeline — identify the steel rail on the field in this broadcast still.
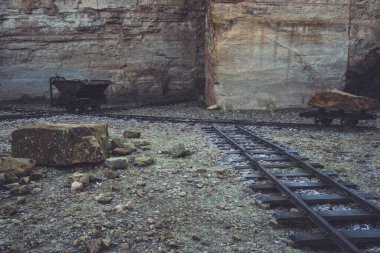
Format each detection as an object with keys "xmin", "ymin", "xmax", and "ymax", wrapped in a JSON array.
[
  {"xmin": 237, "ymin": 126, "xmax": 380, "ymax": 218},
  {"xmin": 211, "ymin": 125, "xmax": 361, "ymax": 253}
]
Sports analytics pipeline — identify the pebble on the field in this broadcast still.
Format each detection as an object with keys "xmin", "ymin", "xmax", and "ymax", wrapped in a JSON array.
[
  {"xmin": 135, "ymin": 155, "xmax": 155, "ymax": 167},
  {"xmin": 95, "ymin": 194, "xmax": 113, "ymax": 204},
  {"xmin": 10, "ymin": 185, "xmax": 30, "ymax": 195},
  {"xmin": 192, "ymin": 235, "xmax": 201, "ymax": 241},
  {"xmin": 133, "ymin": 140, "xmax": 151, "ymax": 148},
  {"xmin": 123, "ymin": 130, "xmax": 141, "ymax": 139},
  {"xmin": 147, "ymin": 217, "xmax": 154, "ymax": 224},
  {"xmin": 110, "ymin": 138, "xmax": 125, "ymax": 149},
  {"xmin": 104, "ymin": 157, "xmax": 128, "ymax": 170},
  {"xmin": 16, "ymin": 196, "xmax": 27, "ymax": 205},
  {"xmin": 112, "ymin": 147, "xmax": 134, "ymax": 156},
  {"xmin": 0, "ymin": 204, "xmax": 17, "ymax": 216},
  {"xmin": 71, "ymin": 181, "xmax": 84, "ymax": 192},
  {"xmin": 104, "ymin": 169, "xmax": 119, "ymax": 179},
  {"xmin": 73, "ymin": 172, "xmax": 90, "ymax": 187},
  {"xmin": 120, "ymin": 242, "xmax": 129, "ymax": 250},
  {"xmin": 178, "ymin": 191, "xmax": 187, "ymax": 197}
]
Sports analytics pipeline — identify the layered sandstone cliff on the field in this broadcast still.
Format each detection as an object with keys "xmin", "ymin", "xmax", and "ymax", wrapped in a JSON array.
[
  {"xmin": 206, "ymin": 0, "xmax": 380, "ymax": 109},
  {"xmin": 0, "ymin": 0, "xmax": 206, "ymax": 102}
]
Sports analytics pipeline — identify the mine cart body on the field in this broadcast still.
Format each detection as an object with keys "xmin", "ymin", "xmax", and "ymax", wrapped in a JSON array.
[
  {"xmin": 300, "ymin": 90, "xmax": 379, "ymax": 126},
  {"xmin": 50, "ymin": 76, "xmax": 111, "ymax": 111},
  {"xmin": 300, "ymin": 109, "xmax": 377, "ymax": 127}
]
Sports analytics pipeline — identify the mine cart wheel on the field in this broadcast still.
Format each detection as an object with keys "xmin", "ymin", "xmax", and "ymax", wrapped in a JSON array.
[
  {"xmin": 340, "ymin": 118, "xmax": 359, "ymax": 127},
  {"xmin": 315, "ymin": 118, "xmax": 333, "ymax": 126}
]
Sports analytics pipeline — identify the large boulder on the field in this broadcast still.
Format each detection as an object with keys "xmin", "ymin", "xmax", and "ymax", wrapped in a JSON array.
[
  {"xmin": 308, "ymin": 89, "xmax": 380, "ymax": 111},
  {"xmin": 11, "ymin": 123, "xmax": 109, "ymax": 166}
]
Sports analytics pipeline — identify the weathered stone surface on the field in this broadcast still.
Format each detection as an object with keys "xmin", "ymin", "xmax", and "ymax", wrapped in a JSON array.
[
  {"xmin": 71, "ymin": 181, "xmax": 84, "ymax": 192},
  {"xmin": 0, "ymin": 0, "xmax": 206, "ymax": 103},
  {"xmin": 170, "ymin": 143, "xmax": 191, "ymax": 158},
  {"xmin": 73, "ymin": 172, "xmax": 90, "ymax": 187},
  {"xmin": 133, "ymin": 140, "xmax": 151, "ymax": 148},
  {"xmin": 112, "ymin": 147, "xmax": 134, "ymax": 156},
  {"xmin": 104, "ymin": 157, "xmax": 128, "ymax": 170},
  {"xmin": 135, "ymin": 155, "xmax": 154, "ymax": 167},
  {"xmin": 11, "ymin": 123, "xmax": 109, "ymax": 166},
  {"xmin": 123, "ymin": 131, "xmax": 141, "ymax": 139},
  {"xmin": 0, "ymin": 157, "xmax": 36, "ymax": 181},
  {"xmin": 308, "ymin": 89, "xmax": 380, "ymax": 111},
  {"xmin": 206, "ymin": 0, "xmax": 380, "ymax": 109},
  {"xmin": 109, "ymin": 139, "xmax": 125, "ymax": 150}
]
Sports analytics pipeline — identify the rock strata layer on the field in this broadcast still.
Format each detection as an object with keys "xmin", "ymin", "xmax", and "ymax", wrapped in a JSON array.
[
  {"xmin": 11, "ymin": 123, "xmax": 109, "ymax": 166},
  {"xmin": 0, "ymin": 0, "xmax": 206, "ymax": 102}
]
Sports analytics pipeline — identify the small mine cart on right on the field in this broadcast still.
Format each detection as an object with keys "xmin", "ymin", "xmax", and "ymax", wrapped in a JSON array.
[
  {"xmin": 300, "ymin": 89, "xmax": 379, "ymax": 126},
  {"xmin": 50, "ymin": 76, "xmax": 112, "ymax": 111}
]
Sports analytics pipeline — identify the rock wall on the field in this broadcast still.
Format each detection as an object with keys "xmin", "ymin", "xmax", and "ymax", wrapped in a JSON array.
[
  {"xmin": 207, "ymin": 0, "xmax": 353, "ymax": 109},
  {"xmin": 345, "ymin": 0, "xmax": 380, "ymax": 100},
  {"xmin": 0, "ymin": 0, "xmax": 206, "ymax": 102}
]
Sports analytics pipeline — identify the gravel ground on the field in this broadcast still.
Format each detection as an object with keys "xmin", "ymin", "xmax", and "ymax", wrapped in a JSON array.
[{"xmin": 0, "ymin": 102, "xmax": 379, "ymax": 253}]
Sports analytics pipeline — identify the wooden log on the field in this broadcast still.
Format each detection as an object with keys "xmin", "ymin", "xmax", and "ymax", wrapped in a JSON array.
[{"xmin": 308, "ymin": 89, "xmax": 380, "ymax": 111}]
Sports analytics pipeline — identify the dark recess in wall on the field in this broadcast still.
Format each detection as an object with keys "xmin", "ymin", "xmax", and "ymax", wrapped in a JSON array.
[{"xmin": 345, "ymin": 46, "xmax": 380, "ymax": 101}]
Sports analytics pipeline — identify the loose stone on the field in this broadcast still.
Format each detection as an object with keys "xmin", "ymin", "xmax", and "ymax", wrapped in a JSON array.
[
  {"xmin": 135, "ymin": 156, "xmax": 155, "ymax": 167},
  {"xmin": 71, "ymin": 181, "xmax": 84, "ymax": 192},
  {"xmin": 123, "ymin": 131, "xmax": 141, "ymax": 139},
  {"xmin": 104, "ymin": 157, "xmax": 128, "ymax": 170}
]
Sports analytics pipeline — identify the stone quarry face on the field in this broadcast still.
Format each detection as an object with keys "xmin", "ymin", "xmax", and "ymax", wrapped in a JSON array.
[
  {"xmin": 0, "ymin": 0, "xmax": 206, "ymax": 102},
  {"xmin": 11, "ymin": 123, "xmax": 109, "ymax": 166},
  {"xmin": 206, "ymin": 0, "xmax": 380, "ymax": 109},
  {"xmin": 0, "ymin": 0, "xmax": 379, "ymax": 109}
]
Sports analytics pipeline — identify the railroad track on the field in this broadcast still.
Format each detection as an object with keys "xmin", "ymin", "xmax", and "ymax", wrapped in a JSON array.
[
  {"xmin": 203, "ymin": 125, "xmax": 380, "ymax": 252},
  {"xmin": 0, "ymin": 110, "xmax": 377, "ymax": 130}
]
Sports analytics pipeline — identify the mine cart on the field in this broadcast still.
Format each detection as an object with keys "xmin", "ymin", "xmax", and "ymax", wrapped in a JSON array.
[
  {"xmin": 49, "ymin": 76, "xmax": 112, "ymax": 111},
  {"xmin": 300, "ymin": 89, "xmax": 379, "ymax": 126}
]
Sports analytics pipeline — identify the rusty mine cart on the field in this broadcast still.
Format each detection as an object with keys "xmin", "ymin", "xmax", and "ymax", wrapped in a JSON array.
[
  {"xmin": 50, "ymin": 76, "xmax": 112, "ymax": 112},
  {"xmin": 300, "ymin": 89, "xmax": 379, "ymax": 127}
]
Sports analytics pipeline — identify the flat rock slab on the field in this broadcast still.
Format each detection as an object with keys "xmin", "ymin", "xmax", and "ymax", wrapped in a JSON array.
[
  {"xmin": 104, "ymin": 157, "xmax": 128, "ymax": 170},
  {"xmin": 11, "ymin": 123, "xmax": 109, "ymax": 166},
  {"xmin": 308, "ymin": 89, "xmax": 380, "ymax": 111}
]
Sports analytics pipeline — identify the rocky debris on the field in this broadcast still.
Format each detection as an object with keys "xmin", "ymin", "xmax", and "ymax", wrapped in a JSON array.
[
  {"xmin": 0, "ymin": 157, "xmax": 36, "ymax": 184},
  {"xmin": 112, "ymin": 147, "xmax": 134, "ymax": 156},
  {"xmin": 29, "ymin": 170, "xmax": 43, "ymax": 181},
  {"xmin": 104, "ymin": 169, "xmax": 119, "ymax": 179},
  {"xmin": 95, "ymin": 194, "xmax": 113, "ymax": 204},
  {"xmin": 308, "ymin": 89, "xmax": 380, "ymax": 110},
  {"xmin": 86, "ymin": 239, "xmax": 102, "ymax": 253},
  {"xmin": 73, "ymin": 172, "xmax": 90, "ymax": 187},
  {"xmin": 10, "ymin": 185, "xmax": 30, "ymax": 195},
  {"xmin": 169, "ymin": 143, "xmax": 192, "ymax": 158},
  {"xmin": 123, "ymin": 130, "xmax": 141, "ymax": 139},
  {"xmin": 109, "ymin": 138, "xmax": 124, "ymax": 150},
  {"xmin": 16, "ymin": 197, "xmax": 27, "ymax": 205},
  {"xmin": 120, "ymin": 242, "xmax": 130, "ymax": 250},
  {"xmin": 0, "ymin": 204, "xmax": 17, "ymax": 216},
  {"xmin": 4, "ymin": 182, "xmax": 19, "ymax": 190},
  {"xmin": 135, "ymin": 155, "xmax": 155, "ymax": 167},
  {"xmin": 104, "ymin": 157, "xmax": 128, "ymax": 170},
  {"xmin": 206, "ymin": 104, "xmax": 220, "ymax": 110},
  {"xmin": 11, "ymin": 123, "xmax": 109, "ymax": 166},
  {"xmin": 0, "ymin": 173, "xmax": 5, "ymax": 187},
  {"xmin": 133, "ymin": 140, "xmax": 151, "ymax": 148},
  {"xmin": 71, "ymin": 181, "xmax": 84, "ymax": 192}
]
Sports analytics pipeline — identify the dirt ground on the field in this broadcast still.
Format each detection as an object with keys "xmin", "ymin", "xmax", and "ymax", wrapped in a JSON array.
[{"xmin": 0, "ymin": 103, "xmax": 379, "ymax": 253}]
